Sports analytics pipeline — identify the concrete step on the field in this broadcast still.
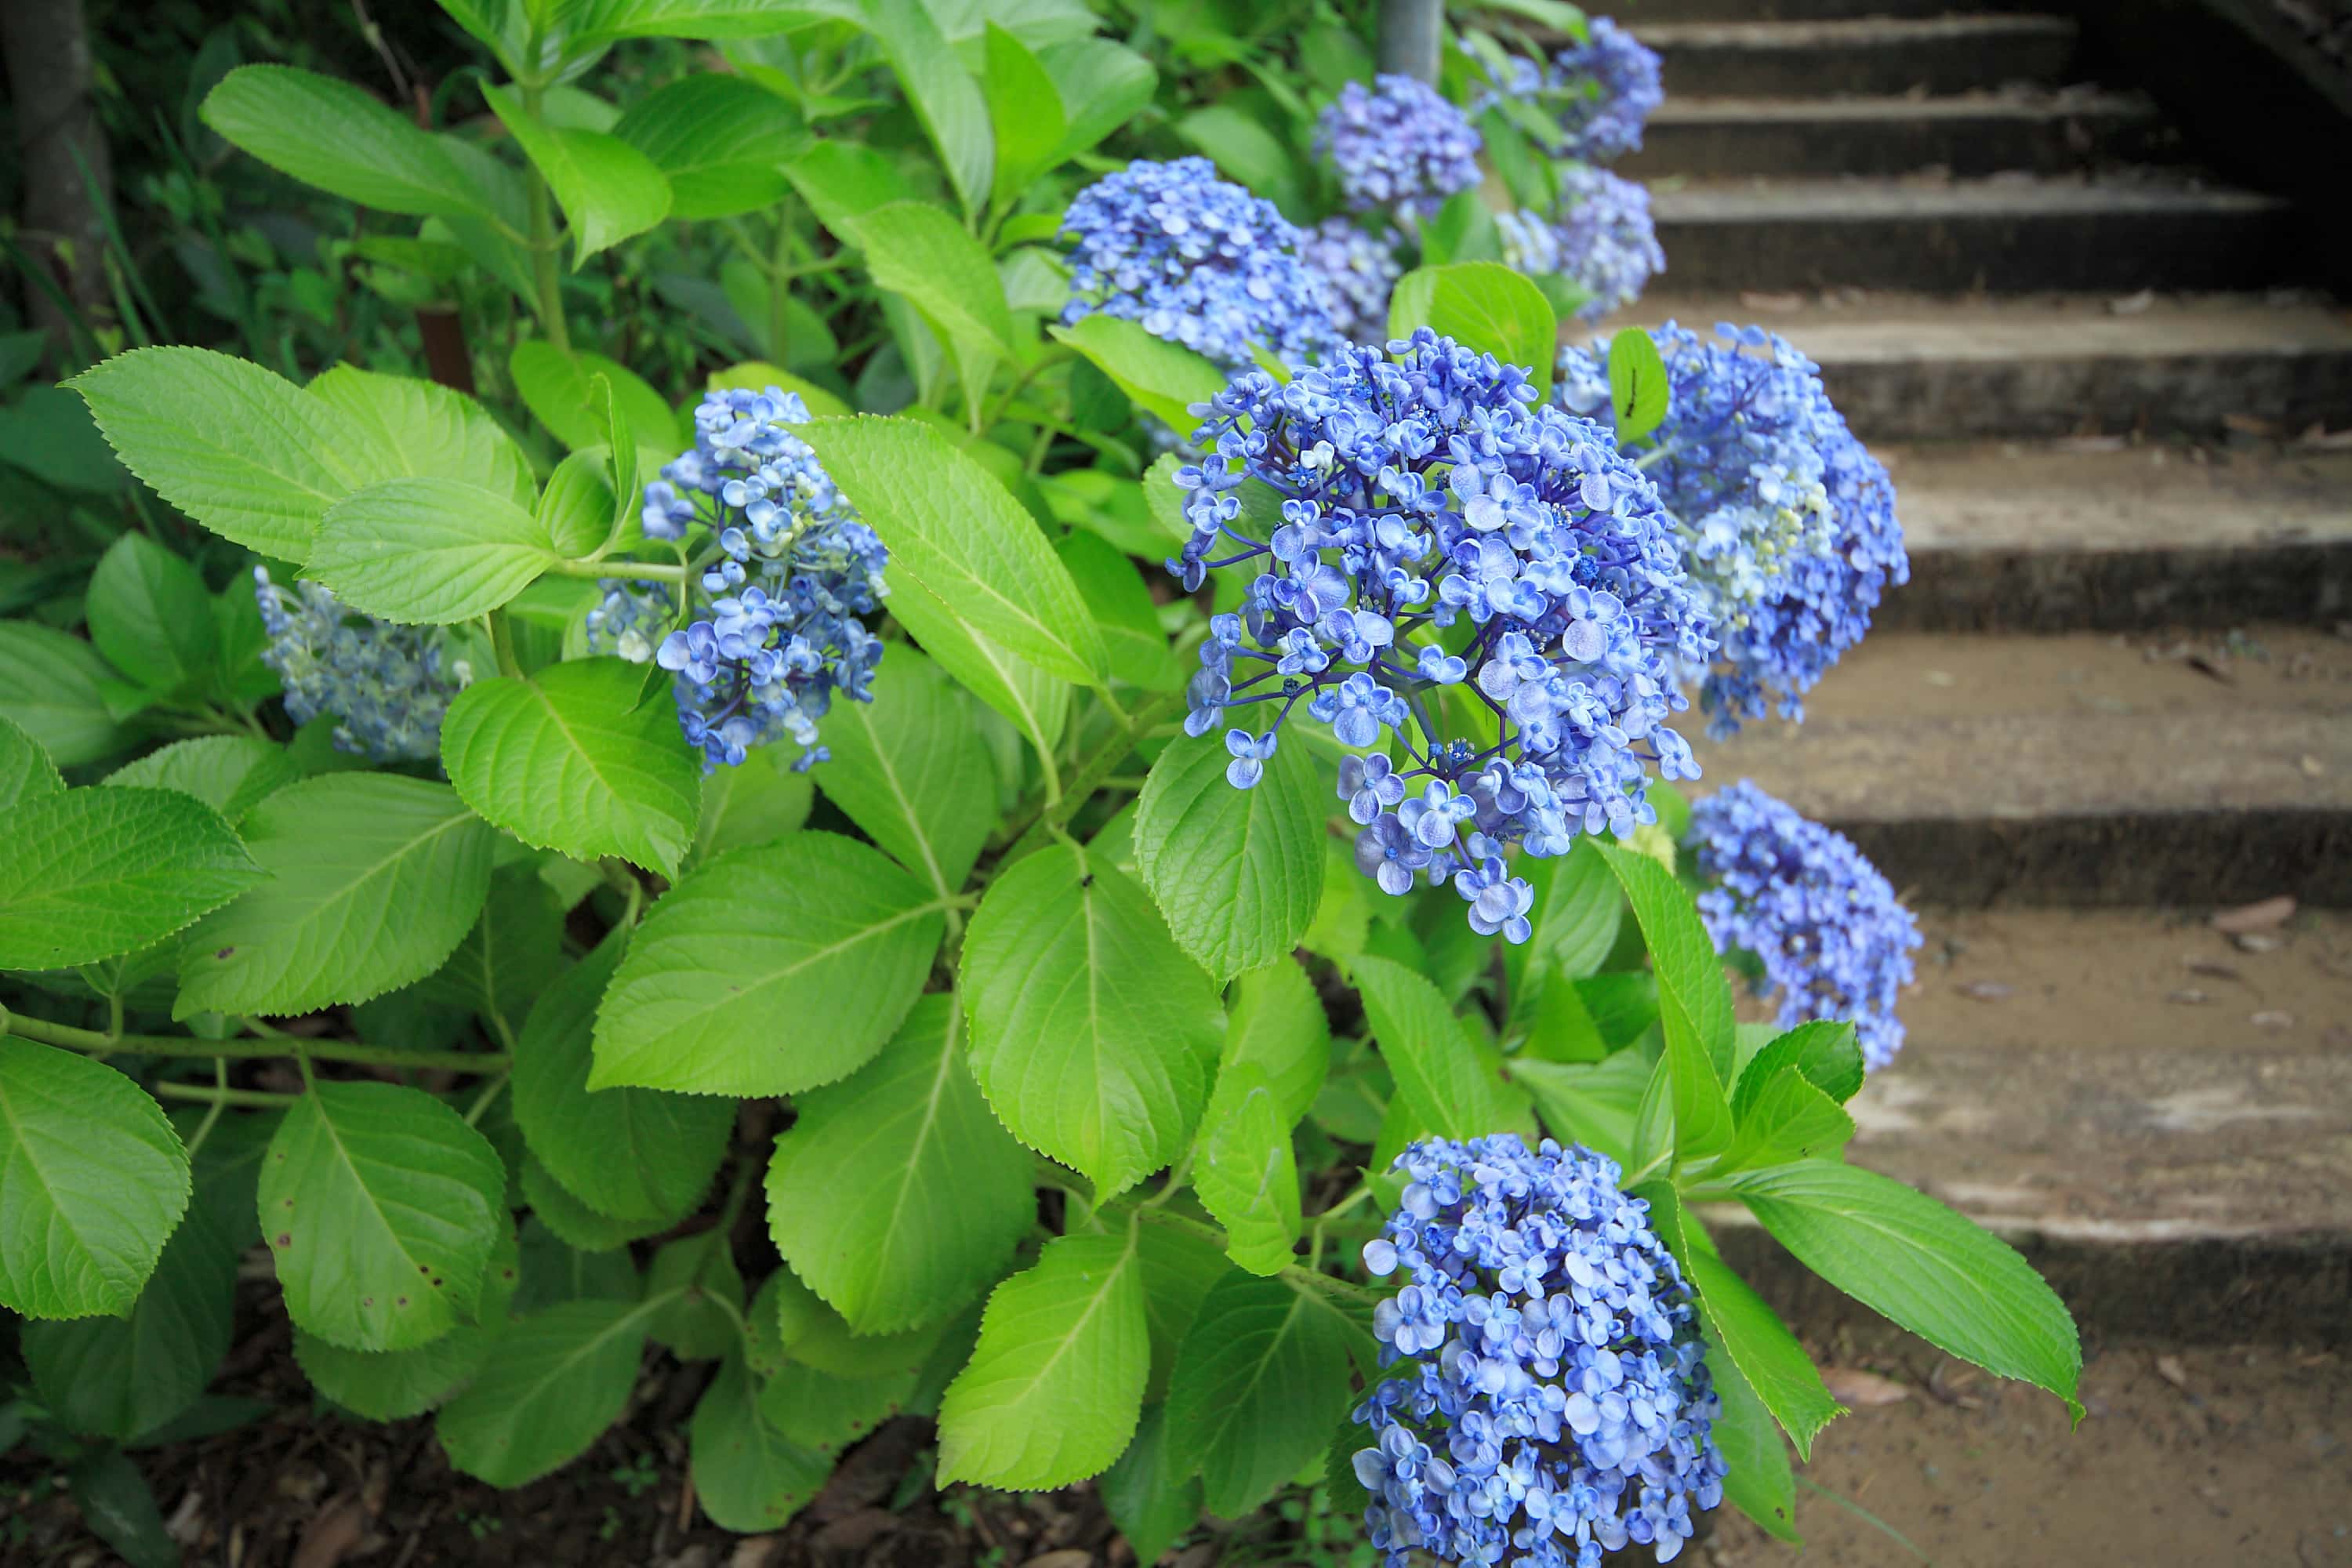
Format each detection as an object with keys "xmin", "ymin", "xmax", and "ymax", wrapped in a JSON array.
[
  {"xmin": 1623, "ymin": 91, "xmax": 2171, "ymax": 180},
  {"xmin": 1635, "ymin": 16, "xmax": 2078, "ymax": 99},
  {"xmin": 1686, "ymin": 626, "xmax": 2352, "ymax": 906},
  {"xmin": 1634, "ymin": 0, "xmax": 2042, "ymax": 19},
  {"xmin": 1652, "ymin": 175, "xmax": 2302, "ymax": 293},
  {"xmin": 1602, "ymin": 294, "xmax": 2352, "ymax": 441},
  {"xmin": 1875, "ymin": 441, "xmax": 2352, "ymax": 630},
  {"xmin": 1717, "ymin": 905, "xmax": 2352, "ymax": 1341}
]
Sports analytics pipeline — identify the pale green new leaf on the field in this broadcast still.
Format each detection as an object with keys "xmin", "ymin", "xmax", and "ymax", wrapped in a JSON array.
[
  {"xmin": 510, "ymin": 340, "xmax": 681, "ymax": 452},
  {"xmin": 1607, "ymin": 327, "xmax": 1671, "ymax": 446},
  {"xmin": 22, "ymin": 1206, "xmax": 236, "ymax": 1440},
  {"xmin": 691, "ymin": 1358, "xmax": 832, "ymax": 1533},
  {"xmin": 1193, "ymin": 1064, "xmax": 1301, "ymax": 1276},
  {"xmin": 961, "ymin": 844, "xmax": 1223, "ymax": 1198},
  {"xmin": 1719, "ymin": 1067, "xmax": 1855, "ymax": 1174},
  {"xmin": 766, "ymin": 996, "xmax": 1031, "ymax": 1334},
  {"xmin": 1053, "ymin": 531, "xmax": 1183, "ymax": 691},
  {"xmin": 176, "ymin": 774, "xmax": 496, "ymax": 1018},
  {"xmin": 610, "ymin": 74, "xmax": 803, "ymax": 220},
  {"xmin": 1163, "ymin": 1269, "xmax": 1362, "ymax": 1518},
  {"xmin": 592, "ymin": 831, "xmax": 943, "ymax": 1097},
  {"xmin": 1220, "ymin": 956, "xmax": 1330, "ymax": 1129},
  {"xmin": 0, "ymin": 713, "xmax": 64, "ymax": 812},
  {"xmin": 307, "ymin": 476, "xmax": 560, "ymax": 625},
  {"xmin": 1597, "ymin": 842, "xmax": 1735, "ymax": 1082},
  {"xmin": 1685, "ymin": 1248, "xmax": 1842, "ymax": 1459},
  {"xmin": 307, "ymin": 365, "xmax": 537, "ymax": 510},
  {"xmin": 86, "ymin": 533, "xmax": 215, "ymax": 694},
  {"xmin": 879, "ymin": 571, "xmax": 1069, "ymax": 759},
  {"xmin": 71, "ymin": 347, "xmax": 365, "ymax": 561},
  {"xmin": 983, "ymin": 24, "xmax": 1065, "ymax": 206},
  {"xmin": 1733, "ymin": 1018, "xmax": 1865, "ymax": 1114},
  {"xmin": 259, "ymin": 1080, "xmax": 506, "ymax": 1352},
  {"xmin": 851, "ymin": 201, "xmax": 1020, "ymax": 373},
  {"xmin": 936, "ymin": 1229, "xmax": 1149, "ymax": 1489},
  {"xmin": 483, "ymin": 85, "xmax": 672, "ymax": 264},
  {"xmin": 201, "ymin": 65, "xmax": 492, "ymax": 220},
  {"xmin": 1388, "ymin": 262, "xmax": 1557, "ymax": 398},
  {"xmin": 815, "ymin": 648, "xmax": 993, "ymax": 898},
  {"xmin": 437, "ymin": 1298, "xmax": 653, "ymax": 1486},
  {"xmin": 797, "ymin": 418, "xmax": 1107, "ymax": 685},
  {"xmin": 0, "ymin": 623, "xmax": 129, "ymax": 770},
  {"xmin": 103, "ymin": 736, "xmax": 298, "ymax": 826},
  {"xmin": 1048, "ymin": 314, "xmax": 1225, "ymax": 434},
  {"xmin": 441, "ymin": 659, "xmax": 702, "ymax": 877},
  {"xmin": 1133, "ymin": 731, "xmax": 1324, "ymax": 981},
  {"xmin": 0, "ymin": 787, "xmax": 261, "ymax": 970},
  {"xmin": 0, "ymin": 1041, "xmax": 190, "ymax": 1319},
  {"xmin": 512, "ymin": 933, "xmax": 732, "ymax": 1225},
  {"xmin": 1351, "ymin": 954, "xmax": 1512, "ymax": 1140}
]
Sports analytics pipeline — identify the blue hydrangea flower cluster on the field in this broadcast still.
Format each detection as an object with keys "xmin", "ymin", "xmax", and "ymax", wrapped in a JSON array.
[
  {"xmin": 597, "ymin": 387, "xmax": 887, "ymax": 772},
  {"xmin": 252, "ymin": 569, "xmax": 468, "ymax": 762},
  {"xmin": 1352, "ymin": 1134, "xmax": 1727, "ymax": 1568},
  {"xmin": 1552, "ymin": 167, "xmax": 1664, "ymax": 322},
  {"xmin": 1495, "ymin": 208, "xmax": 1564, "ymax": 281},
  {"xmin": 1690, "ymin": 780, "xmax": 1922, "ymax": 1072},
  {"xmin": 1558, "ymin": 323, "xmax": 1908, "ymax": 733},
  {"xmin": 1316, "ymin": 75, "xmax": 1485, "ymax": 223},
  {"xmin": 1168, "ymin": 329, "xmax": 1710, "ymax": 941},
  {"xmin": 1059, "ymin": 157, "xmax": 1339, "ymax": 372},
  {"xmin": 1550, "ymin": 17, "xmax": 1664, "ymax": 163},
  {"xmin": 1299, "ymin": 217, "xmax": 1405, "ymax": 346}
]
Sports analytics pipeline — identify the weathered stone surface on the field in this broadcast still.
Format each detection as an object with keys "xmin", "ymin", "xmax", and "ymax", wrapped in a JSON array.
[
  {"xmin": 1635, "ymin": 16, "xmax": 2078, "ymax": 99},
  {"xmin": 1624, "ymin": 92, "xmax": 2169, "ymax": 180},
  {"xmin": 1653, "ymin": 176, "xmax": 2301, "ymax": 293}
]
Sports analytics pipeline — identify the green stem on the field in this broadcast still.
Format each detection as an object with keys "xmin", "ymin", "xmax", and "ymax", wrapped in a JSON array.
[
  {"xmin": 465, "ymin": 1071, "xmax": 510, "ymax": 1127},
  {"xmin": 181, "ymin": 1060, "xmax": 233, "ymax": 1156},
  {"xmin": 151, "ymin": 1080, "xmax": 299, "ymax": 1109},
  {"xmin": 1130, "ymin": 1203, "xmax": 1385, "ymax": 1306},
  {"xmin": 768, "ymin": 206, "xmax": 793, "ymax": 368},
  {"xmin": 0, "ymin": 1007, "xmax": 509, "ymax": 1075},
  {"xmin": 488, "ymin": 608, "xmax": 523, "ymax": 679},
  {"xmin": 1001, "ymin": 691, "xmax": 1181, "ymax": 859},
  {"xmin": 545, "ymin": 556, "xmax": 691, "ymax": 586},
  {"xmin": 519, "ymin": 81, "xmax": 570, "ymax": 352}
]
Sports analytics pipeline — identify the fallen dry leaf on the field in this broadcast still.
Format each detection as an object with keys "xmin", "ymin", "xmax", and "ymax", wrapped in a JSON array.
[
  {"xmin": 2183, "ymin": 960, "xmax": 2245, "ymax": 982},
  {"xmin": 2233, "ymin": 932, "xmax": 2284, "ymax": 954},
  {"xmin": 1955, "ymin": 980, "xmax": 2013, "ymax": 1001},
  {"xmin": 2155, "ymin": 1354, "xmax": 2191, "ymax": 1392},
  {"xmin": 2212, "ymin": 895, "xmax": 2296, "ymax": 935},
  {"xmin": 2250, "ymin": 1011, "xmax": 2295, "ymax": 1031},
  {"xmin": 2165, "ymin": 989, "xmax": 2210, "ymax": 1005},
  {"xmin": 289, "ymin": 1496, "xmax": 368, "ymax": 1568},
  {"xmin": 729, "ymin": 1537, "xmax": 786, "ymax": 1568},
  {"xmin": 1024, "ymin": 1552, "xmax": 1098, "ymax": 1568},
  {"xmin": 1822, "ymin": 1367, "xmax": 1911, "ymax": 1406}
]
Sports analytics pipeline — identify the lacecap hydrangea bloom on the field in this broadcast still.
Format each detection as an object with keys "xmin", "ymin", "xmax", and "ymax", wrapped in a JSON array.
[
  {"xmin": 1558, "ymin": 323, "xmax": 1908, "ymax": 733},
  {"xmin": 1059, "ymin": 157, "xmax": 1340, "ymax": 372},
  {"xmin": 593, "ymin": 387, "xmax": 887, "ymax": 772},
  {"xmin": 1317, "ymin": 74, "xmax": 1485, "ymax": 223},
  {"xmin": 1353, "ymin": 1134, "xmax": 1727, "ymax": 1567},
  {"xmin": 1299, "ymin": 217, "xmax": 1406, "ymax": 346},
  {"xmin": 1552, "ymin": 167, "xmax": 1664, "ymax": 322},
  {"xmin": 1550, "ymin": 17, "xmax": 1664, "ymax": 162},
  {"xmin": 1691, "ymin": 779, "xmax": 1922, "ymax": 1071},
  {"xmin": 252, "ymin": 569, "xmax": 468, "ymax": 762},
  {"xmin": 1168, "ymin": 328, "xmax": 1711, "ymax": 940}
]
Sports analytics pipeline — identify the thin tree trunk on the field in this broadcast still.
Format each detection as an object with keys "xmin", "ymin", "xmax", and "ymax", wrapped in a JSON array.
[
  {"xmin": 1377, "ymin": 0, "xmax": 1443, "ymax": 83},
  {"xmin": 2, "ymin": 0, "xmax": 113, "ymax": 361}
]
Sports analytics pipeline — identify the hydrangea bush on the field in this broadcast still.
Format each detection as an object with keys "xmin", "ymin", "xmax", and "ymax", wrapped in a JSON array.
[{"xmin": 1, "ymin": 4, "xmax": 2078, "ymax": 1564}]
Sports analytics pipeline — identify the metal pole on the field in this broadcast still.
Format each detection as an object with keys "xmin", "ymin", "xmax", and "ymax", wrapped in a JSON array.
[{"xmin": 1377, "ymin": 0, "xmax": 1443, "ymax": 83}]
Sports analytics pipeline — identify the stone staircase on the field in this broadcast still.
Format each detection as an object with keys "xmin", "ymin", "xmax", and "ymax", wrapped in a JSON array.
[{"xmin": 1603, "ymin": 1, "xmax": 2352, "ymax": 1338}]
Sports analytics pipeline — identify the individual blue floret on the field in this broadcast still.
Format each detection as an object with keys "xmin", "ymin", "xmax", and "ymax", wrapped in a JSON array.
[
  {"xmin": 594, "ymin": 387, "xmax": 887, "ymax": 773},
  {"xmin": 1299, "ymin": 217, "xmax": 1406, "ymax": 346},
  {"xmin": 1352, "ymin": 1134, "xmax": 1728, "ymax": 1567},
  {"xmin": 1059, "ymin": 157, "xmax": 1341, "ymax": 372},
  {"xmin": 1316, "ymin": 75, "xmax": 1486, "ymax": 223},
  {"xmin": 252, "ymin": 569, "xmax": 469, "ymax": 762},
  {"xmin": 1557, "ymin": 322, "xmax": 1908, "ymax": 733},
  {"xmin": 1166, "ymin": 328, "xmax": 1711, "ymax": 942},
  {"xmin": 1690, "ymin": 780, "xmax": 1922, "ymax": 1071}
]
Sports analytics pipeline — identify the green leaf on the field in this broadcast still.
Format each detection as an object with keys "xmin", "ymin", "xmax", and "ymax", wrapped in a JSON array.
[
  {"xmin": 1133, "ymin": 1213, "xmax": 1230, "ymax": 1402},
  {"xmin": 1194, "ymin": 1064, "xmax": 1301, "ymax": 1276},
  {"xmin": 610, "ymin": 74, "xmax": 803, "ymax": 220},
  {"xmin": 292, "ymin": 1220, "xmax": 521, "ymax": 1421},
  {"xmin": 962, "ymin": 843, "xmax": 1224, "ymax": 1198},
  {"xmin": 1719, "ymin": 1067, "xmax": 1855, "ymax": 1174},
  {"xmin": 1098, "ymin": 1403, "xmax": 1200, "ymax": 1566},
  {"xmin": 1735, "ymin": 1163, "xmax": 2085, "ymax": 1417},
  {"xmin": 0, "ymin": 787, "xmax": 261, "ymax": 970},
  {"xmin": 690, "ymin": 1358, "xmax": 832, "ymax": 1532},
  {"xmin": 176, "ymin": 775, "xmax": 496, "ymax": 1018},
  {"xmin": 1519, "ymin": 837, "xmax": 1622, "ymax": 982},
  {"xmin": 260, "ymin": 1080, "xmax": 506, "ymax": 1352},
  {"xmin": 1220, "ymin": 956, "xmax": 1330, "ymax": 1129},
  {"xmin": 307, "ymin": 476, "xmax": 561, "ymax": 625},
  {"xmin": 1174, "ymin": 106, "xmax": 1302, "ymax": 212},
  {"xmin": 878, "ymin": 571, "xmax": 1068, "ymax": 759},
  {"xmin": 23, "ymin": 1207, "xmax": 237, "ymax": 1440},
  {"xmin": 514, "ymin": 1216, "xmax": 641, "ymax": 1312},
  {"xmin": 1350, "ymin": 954, "xmax": 1510, "ymax": 1140},
  {"xmin": 690, "ymin": 742, "xmax": 814, "ymax": 868},
  {"xmin": 1709, "ymin": 1338, "xmax": 1802, "ymax": 1544},
  {"xmin": 521, "ymin": 1153, "xmax": 675, "ymax": 1250},
  {"xmin": 437, "ymin": 1297, "xmax": 653, "ymax": 1486},
  {"xmin": 307, "ymin": 365, "xmax": 538, "ymax": 510},
  {"xmin": 1052, "ymin": 531, "xmax": 1184, "ymax": 691},
  {"xmin": 103, "ymin": 736, "xmax": 297, "ymax": 826},
  {"xmin": 1661, "ymin": 997, "xmax": 1735, "ymax": 1165},
  {"xmin": 441, "ymin": 659, "xmax": 702, "ymax": 877},
  {"xmin": 510, "ymin": 340, "xmax": 682, "ymax": 452},
  {"xmin": 419, "ymin": 864, "xmax": 567, "ymax": 1032},
  {"xmin": 1387, "ymin": 262, "xmax": 1558, "ymax": 398},
  {"xmin": 0, "ymin": 622, "xmax": 130, "ymax": 768},
  {"xmin": 1596, "ymin": 842, "xmax": 1735, "ymax": 1080},
  {"xmin": 850, "ymin": 201, "xmax": 1020, "ymax": 383},
  {"xmin": 645, "ymin": 1226, "xmax": 748, "ymax": 1360},
  {"xmin": 1684, "ymin": 1248, "xmax": 1843, "ymax": 1460},
  {"xmin": 1163, "ymin": 1269, "xmax": 1362, "ymax": 1518},
  {"xmin": 814, "ymin": 648, "xmax": 993, "ymax": 898},
  {"xmin": 0, "ymin": 1042, "xmax": 190, "ymax": 1319},
  {"xmin": 797, "ymin": 417, "xmax": 1107, "ymax": 686},
  {"xmin": 936, "ymin": 1228, "xmax": 1149, "ymax": 1489},
  {"xmin": 201, "ymin": 65, "xmax": 492, "ymax": 220},
  {"xmin": 1607, "ymin": 326, "xmax": 1670, "ymax": 445},
  {"xmin": 983, "ymin": 24, "xmax": 1065, "ymax": 206},
  {"xmin": 0, "ymin": 382, "xmax": 128, "ymax": 492},
  {"xmin": 482, "ymin": 84, "xmax": 672, "ymax": 264},
  {"xmin": 512, "ymin": 932, "xmax": 732, "ymax": 1225},
  {"xmin": 1512, "ymin": 1050, "xmax": 1651, "ymax": 1169},
  {"xmin": 850, "ymin": 0, "xmax": 993, "ymax": 216},
  {"xmin": 1036, "ymin": 37, "xmax": 1156, "ymax": 165},
  {"xmin": 0, "ymin": 712, "xmax": 64, "ymax": 811},
  {"xmin": 1733, "ymin": 1018, "xmax": 1866, "ymax": 1114},
  {"xmin": 592, "ymin": 830, "xmax": 944, "ymax": 1096},
  {"xmin": 1132, "ymin": 731, "xmax": 1324, "ymax": 982},
  {"xmin": 87, "ymin": 534, "xmax": 215, "ymax": 694},
  {"xmin": 779, "ymin": 136, "xmax": 920, "ymax": 239},
  {"xmin": 1048, "ymin": 314, "xmax": 1226, "ymax": 434},
  {"xmin": 766, "ymin": 995, "xmax": 1032, "ymax": 1334},
  {"xmin": 68, "ymin": 1449, "xmax": 177, "ymax": 1568}
]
